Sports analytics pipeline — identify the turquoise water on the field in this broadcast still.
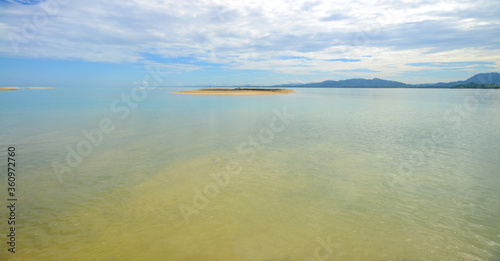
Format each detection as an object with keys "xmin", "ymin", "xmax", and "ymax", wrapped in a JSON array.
[{"xmin": 1, "ymin": 87, "xmax": 500, "ymax": 260}]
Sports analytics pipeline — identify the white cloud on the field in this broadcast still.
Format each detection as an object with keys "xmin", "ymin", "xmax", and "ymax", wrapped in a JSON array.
[{"xmin": 0, "ymin": 0, "xmax": 499, "ymax": 82}]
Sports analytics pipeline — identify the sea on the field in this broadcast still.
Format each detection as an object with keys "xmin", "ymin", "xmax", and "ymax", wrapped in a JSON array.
[{"xmin": 1, "ymin": 87, "xmax": 499, "ymax": 261}]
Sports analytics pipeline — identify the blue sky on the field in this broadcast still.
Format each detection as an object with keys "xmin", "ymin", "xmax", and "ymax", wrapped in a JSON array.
[{"xmin": 0, "ymin": 0, "xmax": 499, "ymax": 87}]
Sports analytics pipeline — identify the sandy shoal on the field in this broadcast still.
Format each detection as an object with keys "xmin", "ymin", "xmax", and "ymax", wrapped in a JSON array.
[
  {"xmin": 0, "ymin": 87, "xmax": 55, "ymax": 91},
  {"xmin": 173, "ymin": 88, "xmax": 295, "ymax": 95}
]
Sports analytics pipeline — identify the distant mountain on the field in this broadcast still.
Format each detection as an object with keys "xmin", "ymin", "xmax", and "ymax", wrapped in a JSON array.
[
  {"xmin": 274, "ymin": 78, "xmax": 407, "ymax": 88},
  {"xmin": 465, "ymin": 72, "xmax": 500, "ymax": 84},
  {"xmin": 416, "ymin": 72, "xmax": 500, "ymax": 87},
  {"xmin": 273, "ymin": 72, "xmax": 500, "ymax": 88}
]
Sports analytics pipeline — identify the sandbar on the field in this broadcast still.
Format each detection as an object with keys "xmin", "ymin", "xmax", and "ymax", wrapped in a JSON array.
[
  {"xmin": 0, "ymin": 87, "xmax": 55, "ymax": 91},
  {"xmin": 174, "ymin": 88, "xmax": 295, "ymax": 95}
]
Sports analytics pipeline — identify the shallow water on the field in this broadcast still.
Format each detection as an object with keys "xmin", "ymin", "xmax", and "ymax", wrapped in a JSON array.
[{"xmin": 1, "ymin": 87, "xmax": 500, "ymax": 260}]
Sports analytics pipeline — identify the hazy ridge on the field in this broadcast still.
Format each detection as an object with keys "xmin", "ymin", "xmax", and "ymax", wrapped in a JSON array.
[{"xmin": 271, "ymin": 72, "xmax": 500, "ymax": 88}]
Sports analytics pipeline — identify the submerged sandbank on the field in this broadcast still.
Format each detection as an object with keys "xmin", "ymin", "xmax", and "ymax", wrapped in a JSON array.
[
  {"xmin": 174, "ymin": 88, "xmax": 295, "ymax": 95},
  {"xmin": 0, "ymin": 87, "xmax": 55, "ymax": 91}
]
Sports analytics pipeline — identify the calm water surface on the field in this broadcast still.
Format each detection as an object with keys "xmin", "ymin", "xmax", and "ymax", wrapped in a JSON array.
[{"xmin": 1, "ymin": 87, "xmax": 499, "ymax": 261}]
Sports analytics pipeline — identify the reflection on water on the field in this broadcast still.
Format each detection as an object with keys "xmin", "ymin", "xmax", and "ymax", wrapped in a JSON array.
[{"xmin": 1, "ymin": 88, "xmax": 500, "ymax": 260}]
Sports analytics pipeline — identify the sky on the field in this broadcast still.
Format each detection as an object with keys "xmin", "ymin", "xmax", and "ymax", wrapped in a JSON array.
[{"xmin": 0, "ymin": 0, "xmax": 499, "ymax": 87}]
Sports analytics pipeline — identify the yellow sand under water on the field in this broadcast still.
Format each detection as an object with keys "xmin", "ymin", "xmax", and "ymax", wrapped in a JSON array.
[
  {"xmin": 8, "ymin": 142, "xmax": 497, "ymax": 260},
  {"xmin": 3, "ymin": 88, "xmax": 499, "ymax": 261}
]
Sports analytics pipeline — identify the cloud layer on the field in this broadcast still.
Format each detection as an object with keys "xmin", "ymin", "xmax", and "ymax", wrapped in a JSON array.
[{"xmin": 1, "ymin": 0, "xmax": 499, "ymax": 83}]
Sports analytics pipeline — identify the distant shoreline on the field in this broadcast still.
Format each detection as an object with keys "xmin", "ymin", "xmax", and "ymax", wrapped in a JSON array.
[
  {"xmin": 174, "ymin": 88, "xmax": 295, "ymax": 95},
  {"xmin": 0, "ymin": 87, "xmax": 55, "ymax": 91}
]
